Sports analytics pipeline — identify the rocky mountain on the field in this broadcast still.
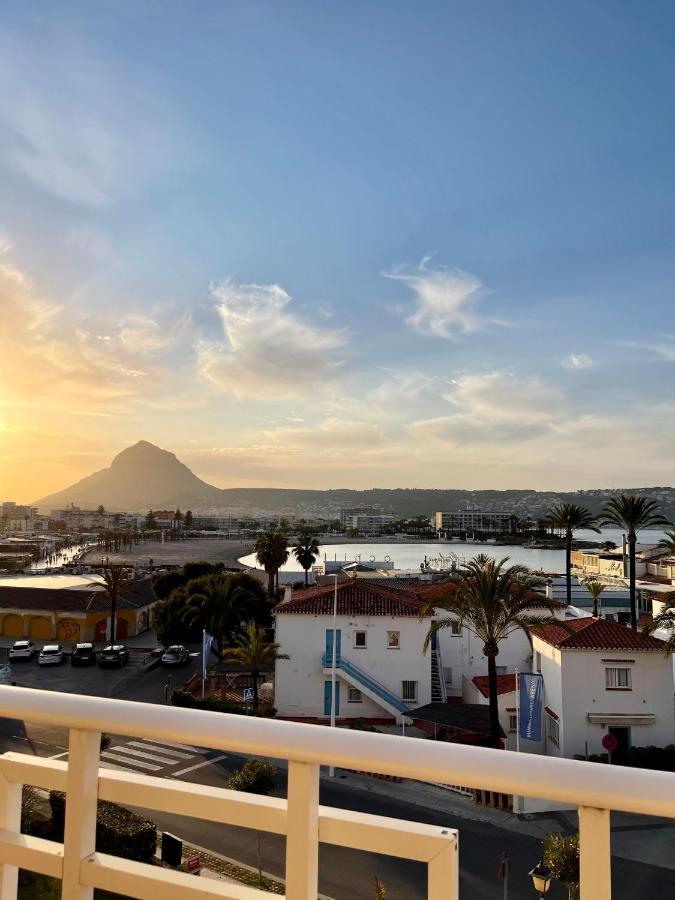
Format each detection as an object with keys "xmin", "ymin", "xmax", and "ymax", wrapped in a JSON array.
[{"xmin": 33, "ymin": 441, "xmax": 226, "ymax": 512}]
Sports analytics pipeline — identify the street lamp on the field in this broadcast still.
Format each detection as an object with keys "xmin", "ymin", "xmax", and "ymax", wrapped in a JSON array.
[
  {"xmin": 529, "ymin": 861, "xmax": 552, "ymax": 897},
  {"xmin": 328, "ymin": 573, "xmax": 339, "ymax": 777}
]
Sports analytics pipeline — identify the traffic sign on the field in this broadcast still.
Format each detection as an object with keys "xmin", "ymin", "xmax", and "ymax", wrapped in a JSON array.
[
  {"xmin": 602, "ymin": 733, "xmax": 618, "ymax": 753},
  {"xmin": 243, "ymin": 687, "xmax": 254, "ymax": 702},
  {"xmin": 186, "ymin": 855, "xmax": 201, "ymax": 872}
]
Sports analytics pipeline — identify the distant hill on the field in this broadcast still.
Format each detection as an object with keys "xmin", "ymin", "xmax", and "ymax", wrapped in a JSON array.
[
  {"xmin": 33, "ymin": 441, "xmax": 226, "ymax": 512},
  {"xmin": 33, "ymin": 440, "xmax": 675, "ymax": 520}
]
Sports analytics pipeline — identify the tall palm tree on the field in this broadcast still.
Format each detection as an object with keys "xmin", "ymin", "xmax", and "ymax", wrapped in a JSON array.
[
  {"xmin": 644, "ymin": 592, "xmax": 675, "ymax": 652},
  {"xmin": 601, "ymin": 496, "xmax": 669, "ymax": 631},
  {"xmin": 223, "ymin": 624, "xmax": 289, "ymax": 710},
  {"xmin": 97, "ymin": 565, "xmax": 132, "ymax": 643},
  {"xmin": 657, "ymin": 530, "xmax": 675, "ymax": 557},
  {"xmin": 293, "ymin": 531, "xmax": 321, "ymax": 585},
  {"xmin": 183, "ymin": 573, "xmax": 266, "ymax": 656},
  {"xmin": 582, "ymin": 578, "xmax": 605, "ymax": 617},
  {"xmin": 545, "ymin": 503, "xmax": 599, "ymax": 605},
  {"xmin": 254, "ymin": 531, "xmax": 289, "ymax": 598},
  {"xmin": 423, "ymin": 556, "xmax": 564, "ymax": 747}
]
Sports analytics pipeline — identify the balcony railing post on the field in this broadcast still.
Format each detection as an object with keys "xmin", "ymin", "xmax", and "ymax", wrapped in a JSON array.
[
  {"xmin": 0, "ymin": 771, "xmax": 21, "ymax": 899},
  {"xmin": 578, "ymin": 805, "xmax": 611, "ymax": 900},
  {"xmin": 285, "ymin": 760, "xmax": 319, "ymax": 900},
  {"xmin": 62, "ymin": 728, "xmax": 101, "ymax": 900},
  {"xmin": 428, "ymin": 834, "xmax": 459, "ymax": 900}
]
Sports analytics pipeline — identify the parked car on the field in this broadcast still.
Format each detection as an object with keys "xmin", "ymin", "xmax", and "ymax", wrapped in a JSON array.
[
  {"xmin": 38, "ymin": 645, "xmax": 64, "ymax": 666},
  {"xmin": 161, "ymin": 645, "xmax": 190, "ymax": 667},
  {"xmin": 99, "ymin": 645, "xmax": 129, "ymax": 668},
  {"xmin": 71, "ymin": 642, "xmax": 97, "ymax": 667},
  {"xmin": 9, "ymin": 640, "xmax": 36, "ymax": 661}
]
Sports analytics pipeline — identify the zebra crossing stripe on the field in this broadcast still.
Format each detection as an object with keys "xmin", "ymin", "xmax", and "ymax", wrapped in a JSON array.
[
  {"xmin": 126, "ymin": 741, "xmax": 193, "ymax": 760},
  {"xmin": 106, "ymin": 745, "xmax": 179, "ymax": 766},
  {"xmin": 142, "ymin": 738, "xmax": 201, "ymax": 753},
  {"xmin": 101, "ymin": 752, "xmax": 161, "ymax": 772}
]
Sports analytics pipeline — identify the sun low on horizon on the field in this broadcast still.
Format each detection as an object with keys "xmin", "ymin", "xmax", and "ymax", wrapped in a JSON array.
[{"xmin": 1, "ymin": 1, "xmax": 674, "ymax": 504}]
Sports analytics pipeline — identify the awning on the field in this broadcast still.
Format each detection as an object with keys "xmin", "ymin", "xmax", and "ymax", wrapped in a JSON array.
[{"xmin": 587, "ymin": 713, "xmax": 656, "ymax": 726}]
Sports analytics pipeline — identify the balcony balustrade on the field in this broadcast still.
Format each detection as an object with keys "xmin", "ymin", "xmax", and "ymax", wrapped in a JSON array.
[{"xmin": 0, "ymin": 685, "xmax": 673, "ymax": 898}]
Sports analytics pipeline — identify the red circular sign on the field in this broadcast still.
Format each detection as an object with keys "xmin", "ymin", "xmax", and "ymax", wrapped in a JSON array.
[{"xmin": 602, "ymin": 733, "xmax": 618, "ymax": 752}]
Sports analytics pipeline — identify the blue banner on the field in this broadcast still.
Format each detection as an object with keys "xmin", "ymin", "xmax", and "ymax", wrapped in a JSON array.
[
  {"xmin": 519, "ymin": 673, "xmax": 543, "ymax": 741},
  {"xmin": 202, "ymin": 631, "xmax": 214, "ymax": 680}
]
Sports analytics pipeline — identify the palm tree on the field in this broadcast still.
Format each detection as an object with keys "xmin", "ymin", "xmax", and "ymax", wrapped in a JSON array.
[
  {"xmin": 582, "ymin": 579, "xmax": 605, "ymax": 617},
  {"xmin": 293, "ymin": 531, "xmax": 321, "ymax": 585},
  {"xmin": 658, "ymin": 530, "xmax": 675, "ymax": 557},
  {"xmin": 601, "ymin": 496, "xmax": 669, "ymax": 631},
  {"xmin": 644, "ymin": 592, "xmax": 675, "ymax": 652},
  {"xmin": 223, "ymin": 624, "xmax": 289, "ymax": 710},
  {"xmin": 545, "ymin": 503, "xmax": 599, "ymax": 605},
  {"xmin": 254, "ymin": 530, "xmax": 289, "ymax": 598},
  {"xmin": 97, "ymin": 565, "xmax": 132, "ymax": 643},
  {"xmin": 183, "ymin": 573, "xmax": 266, "ymax": 656},
  {"xmin": 423, "ymin": 556, "xmax": 564, "ymax": 747}
]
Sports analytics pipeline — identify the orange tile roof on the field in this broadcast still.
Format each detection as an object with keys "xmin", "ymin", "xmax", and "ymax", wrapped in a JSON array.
[
  {"xmin": 275, "ymin": 580, "xmax": 429, "ymax": 617},
  {"xmin": 472, "ymin": 674, "xmax": 517, "ymax": 698},
  {"xmin": 530, "ymin": 617, "xmax": 666, "ymax": 651}
]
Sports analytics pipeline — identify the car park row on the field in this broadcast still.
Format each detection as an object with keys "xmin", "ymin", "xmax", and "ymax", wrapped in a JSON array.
[{"xmin": 7, "ymin": 640, "xmax": 131, "ymax": 668}]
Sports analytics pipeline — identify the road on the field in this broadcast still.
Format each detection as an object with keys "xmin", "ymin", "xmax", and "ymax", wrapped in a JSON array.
[{"xmin": 1, "ymin": 654, "xmax": 673, "ymax": 898}]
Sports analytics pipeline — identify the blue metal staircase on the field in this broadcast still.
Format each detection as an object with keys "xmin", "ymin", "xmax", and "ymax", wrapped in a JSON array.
[{"xmin": 322, "ymin": 652, "xmax": 410, "ymax": 717}]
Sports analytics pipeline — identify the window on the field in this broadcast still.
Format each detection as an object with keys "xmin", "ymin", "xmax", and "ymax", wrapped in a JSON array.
[
  {"xmin": 605, "ymin": 667, "xmax": 631, "ymax": 690},
  {"xmin": 449, "ymin": 620, "xmax": 461, "ymax": 635},
  {"xmin": 508, "ymin": 714, "xmax": 518, "ymax": 734},
  {"xmin": 387, "ymin": 631, "xmax": 400, "ymax": 649},
  {"xmin": 535, "ymin": 651, "xmax": 542, "ymax": 673},
  {"xmin": 443, "ymin": 666, "xmax": 453, "ymax": 685},
  {"xmin": 347, "ymin": 687, "xmax": 362, "ymax": 703},
  {"xmin": 546, "ymin": 713, "xmax": 559, "ymax": 748},
  {"xmin": 354, "ymin": 631, "xmax": 367, "ymax": 648},
  {"xmin": 401, "ymin": 680, "xmax": 417, "ymax": 703},
  {"xmin": 496, "ymin": 665, "xmax": 507, "ymax": 675}
]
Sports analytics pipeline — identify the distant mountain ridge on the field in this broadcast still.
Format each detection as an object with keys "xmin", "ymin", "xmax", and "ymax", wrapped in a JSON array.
[{"xmin": 32, "ymin": 441, "xmax": 675, "ymax": 519}]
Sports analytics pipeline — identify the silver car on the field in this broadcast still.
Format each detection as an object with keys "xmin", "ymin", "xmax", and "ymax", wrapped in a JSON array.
[
  {"xmin": 9, "ymin": 640, "xmax": 36, "ymax": 661},
  {"xmin": 38, "ymin": 644, "xmax": 64, "ymax": 666}
]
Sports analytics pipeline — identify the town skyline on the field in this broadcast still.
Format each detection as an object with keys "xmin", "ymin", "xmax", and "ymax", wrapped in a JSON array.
[{"xmin": 2, "ymin": 2, "xmax": 675, "ymax": 499}]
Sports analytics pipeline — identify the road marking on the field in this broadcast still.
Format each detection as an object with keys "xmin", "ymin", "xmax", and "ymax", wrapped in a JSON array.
[
  {"xmin": 106, "ymin": 745, "xmax": 179, "ymax": 766},
  {"xmin": 126, "ymin": 741, "xmax": 193, "ymax": 760},
  {"xmin": 100, "ymin": 752, "xmax": 161, "ymax": 772},
  {"xmin": 49, "ymin": 751, "xmax": 69, "ymax": 759},
  {"xmin": 170, "ymin": 754, "xmax": 227, "ymax": 778},
  {"xmin": 143, "ymin": 738, "xmax": 200, "ymax": 753}
]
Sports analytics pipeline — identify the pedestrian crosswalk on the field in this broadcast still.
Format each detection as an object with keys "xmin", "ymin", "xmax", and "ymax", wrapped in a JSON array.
[{"xmin": 100, "ymin": 738, "xmax": 206, "ymax": 775}]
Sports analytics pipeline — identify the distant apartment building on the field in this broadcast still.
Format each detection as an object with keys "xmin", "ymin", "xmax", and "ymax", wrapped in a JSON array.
[
  {"xmin": 571, "ymin": 543, "xmax": 665, "ymax": 581},
  {"xmin": 340, "ymin": 505, "xmax": 386, "ymax": 526},
  {"xmin": 434, "ymin": 509, "xmax": 515, "ymax": 535},
  {"xmin": 343, "ymin": 514, "xmax": 397, "ymax": 534}
]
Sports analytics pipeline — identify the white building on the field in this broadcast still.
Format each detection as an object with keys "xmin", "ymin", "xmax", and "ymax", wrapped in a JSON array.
[
  {"xmin": 530, "ymin": 617, "xmax": 674, "ymax": 758},
  {"xmin": 274, "ymin": 581, "xmax": 434, "ymax": 721},
  {"xmin": 434, "ymin": 510, "xmax": 515, "ymax": 535}
]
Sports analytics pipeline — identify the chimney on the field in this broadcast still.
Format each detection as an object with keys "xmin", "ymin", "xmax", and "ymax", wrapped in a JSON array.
[
  {"xmin": 282, "ymin": 585, "xmax": 292, "ymax": 604},
  {"xmin": 545, "ymin": 578, "xmax": 553, "ymax": 600}
]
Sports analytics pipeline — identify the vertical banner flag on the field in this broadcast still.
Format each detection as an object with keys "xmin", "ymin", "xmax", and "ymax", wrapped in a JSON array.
[
  {"xmin": 202, "ymin": 631, "xmax": 214, "ymax": 681},
  {"xmin": 519, "ymin": 673, "xmax": 543, "ymax": 741}
]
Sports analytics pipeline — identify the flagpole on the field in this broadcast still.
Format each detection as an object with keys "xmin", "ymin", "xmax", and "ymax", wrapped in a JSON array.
[
  {"xmin": 202, "ymin": 628, "xmax": 206, "ymax": 699},
  {"xmin": 515, "ymin": 669, "xmax": 520, "ymax": 753}
]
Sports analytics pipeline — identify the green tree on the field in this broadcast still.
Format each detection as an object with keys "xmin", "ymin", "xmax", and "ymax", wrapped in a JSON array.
[
  {"xmin": 151, "ymin": 592, "xmax": 200, "ymax": 646},
  {"xmin": 182, "ymin": 573, "xmax": 269, "ymax": 656},
  {"xmin": 223, "ymin": 624, "xmax": 289, "ymax": 710},
  {"xmin": 254, "ymin": 530, "xmax": 289, "ymax": 598},
  {"xmin": 582, "ymin": 578, "xmax": 605, "ymax": 617},
  {"xmin": 144, "ymin": 509, "xmax": 157, "ymax": 531},
  {"xmin": 423, "ymin": 556, "xmax": 563, "ymax": 747},
  {"xmin": 601, "ymin": 496, "xmax": 669, "ymax": 630},
  {"xmin": 658, "ymin": 529, "xmax": 675, "ymax": 556},
  {"xmin": 228, "ymin": 758, "xmax": 278, "ymax": 887},
  {"xmin": 184, "ymin": 510, "xmax": 193, "ymax": 529},
  {"xmin": 545, "ymin": 503, "xmax": 599, "ymax": 605},
  {"xmin": 97, "ymin": 565, "xmax": 133, "ymax": 643},
  {"xmin": 644, "ymin": 591, "xmax": 675, "ymax": 652},
  {"xmin": 542, "ymin": 832, "xmax": 579, "ymax": 900},
  {"xmin": 292, "ymin": 531, "xmax": 321, "ymax": 585}
]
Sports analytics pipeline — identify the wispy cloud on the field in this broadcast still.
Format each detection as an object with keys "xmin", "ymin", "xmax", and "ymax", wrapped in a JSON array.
[
  {"xmin": 620, "ymin": 338, "xmax": 675, "ymax": 362},
  {"xmin": 562, "ymin": 353, "xmax": 593, "ymax": 370},
  {"xmin": 383, "ymin": 258, "xmax": 504, "ymax": 339},
  {"xmin": 197, "ymin": 280, "xmax": 347, "ymax": 398}
]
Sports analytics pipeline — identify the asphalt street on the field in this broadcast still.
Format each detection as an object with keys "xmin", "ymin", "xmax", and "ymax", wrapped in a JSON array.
[{"xmin": 0, "ymin": 653, "xmax": 672, "ymax": 898}]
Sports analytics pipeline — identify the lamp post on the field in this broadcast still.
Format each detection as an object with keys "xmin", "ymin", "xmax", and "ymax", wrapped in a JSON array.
[
  {"xmin": 328, "ymin": 573, "xmax": 338, "ymax": 777},
  {"xmin": 529, "ymin": 861, "xmax": 552, "ymax": 898}
]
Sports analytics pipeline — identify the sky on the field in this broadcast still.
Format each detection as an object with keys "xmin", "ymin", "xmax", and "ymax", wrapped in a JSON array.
[{"xmin": 1, "ymin": 1, "xmax": 675, "ymax": 501}]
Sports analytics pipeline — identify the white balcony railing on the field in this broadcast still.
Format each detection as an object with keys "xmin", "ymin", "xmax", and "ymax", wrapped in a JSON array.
[{"xmin": 0, "ymin": 686, "xmax": 673, "ymax": 899}]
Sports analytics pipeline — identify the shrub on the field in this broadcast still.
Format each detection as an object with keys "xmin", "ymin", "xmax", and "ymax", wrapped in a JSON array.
[
  {"xmin": 50, "ymin": 793, "xmax": 157, "ymax": 863},
  {"xmin": 171, "ymin": 689, "xmax": 275, "ymax": 717},
  {"xmin": 573, "ymin": 744, "xmax": 675, "ymax": 772},
  {"xmin": 228, "ymin": 759, "xmax": 278, "ymax": 795},
  {"xmin": 543, "ymin": 832, "xmax": 579, "ymax": 900},
  {"xmin": 350, "ymin": 719, "xmax": 379, "ymax": 733}
]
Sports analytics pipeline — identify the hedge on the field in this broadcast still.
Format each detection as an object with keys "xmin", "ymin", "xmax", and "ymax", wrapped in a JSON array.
[
  {"xmin": 574, "ymin": 744, "xmax": 675, "ymax": 772},
  {"xmin": 50, "ymin": 792, "xmax": 157, "ymax": 862},
  {"xmin": 228, "ymin": 759, "xmax": 278, "ymax": 795},
  {"xmin": 171, "ymin": 689, "xmax": 275, "ymax": 717}
]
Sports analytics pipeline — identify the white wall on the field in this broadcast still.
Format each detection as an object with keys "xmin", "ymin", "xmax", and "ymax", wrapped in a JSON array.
[{"xmin": 275, "ymin": 612, "xmax": 432, "ymax": 719}]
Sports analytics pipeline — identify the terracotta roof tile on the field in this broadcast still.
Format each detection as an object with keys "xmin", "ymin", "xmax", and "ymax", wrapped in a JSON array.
[
  {"xmin": 472, "ymin": 674, "xmax": 517, "ymax": 698},
  {"xmin": 530, "ymin": 617, "xmax": 666, "ymax": 651},
  {"xmin": 275, "ymin": 581, "xmax": 429, "ymax": 617},
  {"xmin": 0, "ymin": 579, "xmax": 156, "ymax": 613}
]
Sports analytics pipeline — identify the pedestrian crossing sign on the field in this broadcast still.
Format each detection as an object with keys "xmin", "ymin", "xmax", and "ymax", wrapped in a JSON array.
[{"xmin": 243, "ymin": 687, "xmax": 254, "ymax": 702}]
